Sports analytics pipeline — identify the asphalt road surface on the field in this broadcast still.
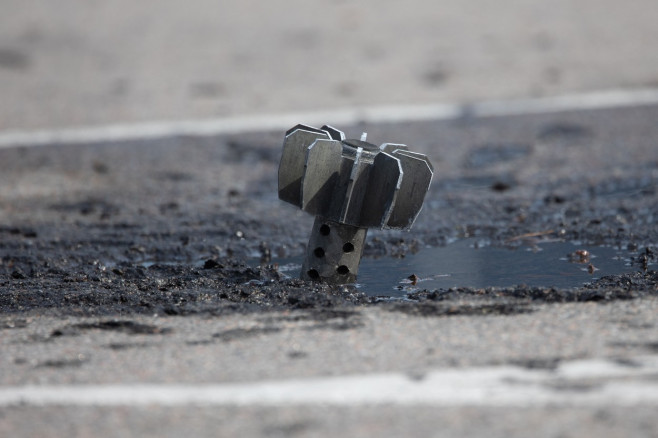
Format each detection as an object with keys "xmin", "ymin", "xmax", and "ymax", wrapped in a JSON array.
[{"xmin": 1, "ymin": 98, "xmax": 657, "ymax": 437}]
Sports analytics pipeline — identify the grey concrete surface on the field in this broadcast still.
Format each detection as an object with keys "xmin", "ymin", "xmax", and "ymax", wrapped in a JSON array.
[
  {"xmin": 1, "ymin": 300, "xmax": 658, "ymax": 386},
  {"xmin": 3, "ymin": 405, "xmax": 658, "ymax": 438},
  {"xmin": 1, "ymin": 0, "xmax": 658, "ymax": 131}
]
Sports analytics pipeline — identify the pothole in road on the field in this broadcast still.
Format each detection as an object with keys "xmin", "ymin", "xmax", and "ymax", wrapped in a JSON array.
[{"xmin": 267, "ymin": 239, "xmax": 651, "ymax": 297}]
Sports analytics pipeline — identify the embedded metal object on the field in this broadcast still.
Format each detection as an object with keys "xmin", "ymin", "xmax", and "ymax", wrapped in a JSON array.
[{"xmin": 278, "ymin": 124, "xmax": 433, "ymax": 284}]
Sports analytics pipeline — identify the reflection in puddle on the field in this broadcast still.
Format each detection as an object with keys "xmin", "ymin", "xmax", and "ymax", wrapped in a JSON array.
[{"xmin": 270, "ymin": 239, "xmax": 645, "ymax": 298}]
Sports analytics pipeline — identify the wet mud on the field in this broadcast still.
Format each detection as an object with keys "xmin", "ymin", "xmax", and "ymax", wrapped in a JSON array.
[{"xmin": 0, "ymin": 105, "xmax": 657, "ymax": 319}]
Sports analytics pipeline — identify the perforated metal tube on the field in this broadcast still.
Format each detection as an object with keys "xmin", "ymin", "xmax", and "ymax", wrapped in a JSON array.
[{"xmin": 300, "ymin": 217, "xmax": 367, "ymax": 284}]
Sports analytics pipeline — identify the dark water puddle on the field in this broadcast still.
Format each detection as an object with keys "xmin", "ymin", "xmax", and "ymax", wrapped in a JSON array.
[{"xmin": 271, "ymin": 239, "xmax": 647, "ymax": 297}]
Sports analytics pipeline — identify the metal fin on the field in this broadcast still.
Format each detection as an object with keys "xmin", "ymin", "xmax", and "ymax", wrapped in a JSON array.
[
  {"xmin": 359, "ymin": 152, "xmax": 402, "ymax": 228},
  {"xmin": 385, "ymin": 151, "xmax": 433, "ymax": 230},
  {"xmin": 285, "ymin": 124, "xmax": 326, "ymax": 137},
  {"xmin": 278, "ymin": 127, "xmax": 330, "ymax": 207},
  {"xmin": 321, "ymin": 125, "xmax": 345, "ymax": 141},
  {"xmin": 391, "ymin": 149, "xmax": 434, "ymax": 172},
  {"xmin": 301, "ymin": 139, "xmax": 343, "ymax": 216},
  {"xmin": 380, "ymin": 143, "xmax": 409, "ymax": 154}
]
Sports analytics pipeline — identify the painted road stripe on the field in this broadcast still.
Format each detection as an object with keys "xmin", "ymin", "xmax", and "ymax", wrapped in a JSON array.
[
  {"xmin": 1, "ymin": 356, "xmax": 658, "ymax": 407},
  {"xmin": 2, "ymin": 88, "xmax": 658, "ymax": 149}
]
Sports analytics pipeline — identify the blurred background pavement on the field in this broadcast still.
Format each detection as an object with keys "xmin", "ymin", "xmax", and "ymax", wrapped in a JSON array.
[{"xmin": 1, "ymin": 0, "xmax": 658, "ymax": 131}]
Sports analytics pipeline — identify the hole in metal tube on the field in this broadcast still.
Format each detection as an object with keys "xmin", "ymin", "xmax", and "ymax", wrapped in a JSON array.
[
  {"xmin": 336, "ymin": 265, "xmax": 350, "ymax": 275},
  {"xmin": 307, "ymin": 269, "xmax": 320, "ymax": 280},
  {"xmin": 319, "ymin": 224, "xmax": 331, "ymax": 236},
  {"xmin": 343, "ymin": 242, "xmax": 355, "ymax": 253},
  {"xmin": 314, "ymin": 247, "xmax": 325, "ymax": 258}
]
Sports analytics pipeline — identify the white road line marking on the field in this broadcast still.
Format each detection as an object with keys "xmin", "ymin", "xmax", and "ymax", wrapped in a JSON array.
[
  {"xmin": 2, "ymin": 357, "xmax": 658, "ymax": 407},
  {"xmin": 1, "ymin": 88, "xmax": 658, "ymax": 149}
]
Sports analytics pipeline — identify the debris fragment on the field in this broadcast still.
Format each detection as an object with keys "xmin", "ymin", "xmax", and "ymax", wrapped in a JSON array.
[{"xmin": 568, "ymin": 249, "xmax": 590, "ymax": 263}]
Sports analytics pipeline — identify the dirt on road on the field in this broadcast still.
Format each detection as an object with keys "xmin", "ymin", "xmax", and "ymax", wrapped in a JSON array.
[{"xmin": 1, "ymin": 104, "xmax": 656, "ymax": 320}]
